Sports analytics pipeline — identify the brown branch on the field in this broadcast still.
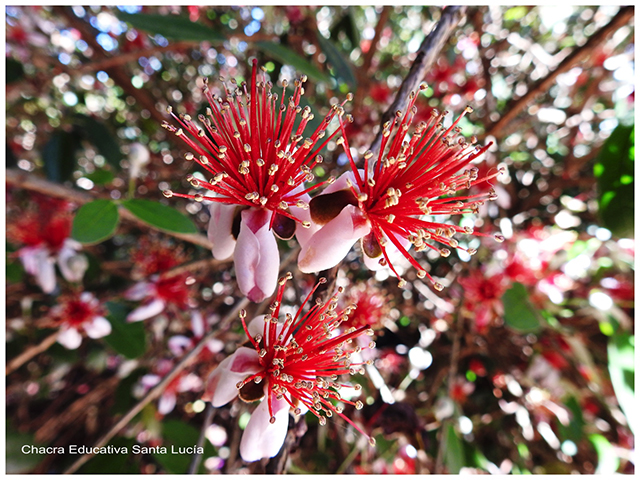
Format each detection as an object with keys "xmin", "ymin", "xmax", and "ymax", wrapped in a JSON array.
[
  {"xmin": 6, "ymin": 168, "xmax": 214, "ymax": 250},
  {"xmin": 6, "ymin": 332, "xmax": 58, "ymax": 376},
  {"xmin": 484, "ymin": 6, "xmax": 634, "ymax": 139},
  {"xmin": 369, "ymin": 6, "xmax": 467, "ymax": 155},
  {"xmin": 362, "ymin": 6, "xmax": 392, "ymax": 73}
]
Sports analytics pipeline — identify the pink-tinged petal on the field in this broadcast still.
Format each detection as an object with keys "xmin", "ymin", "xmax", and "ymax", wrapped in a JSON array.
[
  {"xmin": 239, "ymin": 395, "xmax": 290, "ymax": 462},
  {"xmin": 362, "ymin": 232, "xmax": 412, "ymax": 271},
  {"xmin": 289, "ymin": 190, "xmax": 319, "ymax": 247},
  {"xmin": 168, "ymin": 335, "xmax": 193, "ymax": 356},
  {"xmin": 141, "ymin": 374, "xmax": 162, "ymax": 389},
  {"xmin": 178, "ymin": 373, "xmax": 203, "ymax": 392},
  {"xmin": 208, "ymin": 203, "xmax": 237, "ymax": 260},
  {"xmin": 246, "ymin": 315, "xmax": 289, "ymax": 345},
  {"xmin": 124, "ymin": 281, "xmax": 154, "ymax": 301},
  {"xmin": 58, "ymin": 327, "xmax": 82, "ymax": 350},
  {"xmin": 204, "ymin": 347, "xmax": 262, "ymax": 407},
  {"xmin": 235, "ymin": 209, "xmax": 278, "ymax": 303},
  {"xmin": 20, "ymin": 247, "xmax": 56, "ymax": 294},
  {"xmin": 321, "ymin": 170, "xmax": 364, "ymax": 196},
  {"xmin": 205, "ymin": 338, "xmax": 224, "ymax": 354},
  {"xmin": 127, "ymin": 298, "xmax": 166, "ymax": 322},
  {"xmin": 298, "ymin": 205, "xmax": 371, "ymax": 273},
  {"xmin": 57, "ymin": 247, "xmax": 88, "ymax": 283},
  {"xmin": 84, "ymin": 316, "xmax": 112, "ymax": 339},
  {"xmin": 158, "ymin": 392, "xmax": 177, "ymax": 415},
  {"xmin": 191, "ymin": 311, "xmax": 205, "ymax": 339}
]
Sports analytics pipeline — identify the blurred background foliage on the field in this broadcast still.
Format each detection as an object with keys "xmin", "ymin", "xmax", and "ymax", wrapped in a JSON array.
[{"xmin": 5, "ymin": 5, "xmax": 635, "ymax": 474}]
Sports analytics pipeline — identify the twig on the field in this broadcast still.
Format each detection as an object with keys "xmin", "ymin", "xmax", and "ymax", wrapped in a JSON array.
[
  {"xmin": 6, "ymin": 332, "xmax": 58, "ymax": 375},
  {"xmin": 63, "ymin": 296, "xmax": 250, "ymax": 474},
  {"xmin": 369, "ymin": 6, "xmax": 467, "ymax": 155},
  {"xmin": 188, "ymin": 403, "xmax": 216, "ymax": 474},
  {"xmin": 362, "ymin": 6, "xmax": 392, "ymax": 74},
  {"xmin": 484, "ymin": 5, "xmax": 634, "ymax": 139},
  {"xmin": 6, "ymin": 168, "xmax": 214, "ymax": 250}
]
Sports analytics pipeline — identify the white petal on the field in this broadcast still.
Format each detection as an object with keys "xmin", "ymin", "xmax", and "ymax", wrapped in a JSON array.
[
  {"xmin": 168, "ymin": 336, "xmax": 192, "ymax": 356},
  {"xmin": 84, "ymin": 316, "xmax": 112, "ymax": 339},
  {"xmin": 20, "ymin": 247, "xmax": 57, "ymax": 294},
  {"xmin": 124, "ymin": 281, "xmax": 154, "ymax": 301},
  {"xmin": 58, "ymin": 327, "xmax": 82, "ymax": 350},
  {"xmin": 127, "ymin": 298, "xmax": 166, "ymax": 322},
  {"xmin": 235, "ymin": 209, "xmax": 279, "ymax": 303},
  {"xmin": 208, "ymin": 203, "xmax": 237, "ymax": 260},
  {"xmin": 204, "ymin": 347, "xmax": 262, "ymax": 407},
  {"xmin": 298, "ymin": 205, "xmax": 371, "ymax": 273},
  {"xmin": 289, "ymin": 190, "xmax": 319, "ymax": 247},
  {"xmin": 178, "ymin": 373, "xmax": 203, "ymax": 392},
  {"xmin": 18, "ymin": 246, "xmax": 44, "ymax": 276},
  {"xmin": 57, "ymin": 249, "xmax": 88, "ymax": 283},
  {"xmin": 141, "ymin": 374, "xmax": 162, "ymax": 389},
  {"xmin": 239, "ymin": 395, "xmax": 290, "ymax": 462},
  {"xmin": 191, "ymin": 311, "xmax": 205, "ymax": 338},
  {"xmin": 158, "ymin": 392, "xmax": 177, "ymax": 414},
  {"xmin": 362, "ymin": 233, "xmax": 412, "ymax": 271}
]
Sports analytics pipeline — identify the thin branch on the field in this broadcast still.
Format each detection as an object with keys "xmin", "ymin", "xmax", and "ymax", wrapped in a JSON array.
[
  {"xmin": 484, "ymin": 5, "xmax": 634, "ymax": 139},
  {"xmin": 6, "ymin": 332, "xmax": 58, "ymax": 375},
  {"xmin": 63, "ymin": 296, "xmax": 250, "ymax": 474},
  {"xmin": 369, "ymin": 6, "xmax": 467, "ymax": 155},
  {"xmin": 188, "ymin": 403, "xmax": 216, "ymax": 474},
  {"xmin": 6, "ymin": 168, "xmax": 214, "ymax": 250},
  {"xmin": 362, "ymin": 6, "xmax": 392, "ymax": 73}
]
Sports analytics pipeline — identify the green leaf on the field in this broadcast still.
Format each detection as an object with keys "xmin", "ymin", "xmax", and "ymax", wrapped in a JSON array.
[
  {"xmin": 117, "ymin": 12, "xmax": 226, "ymax": 43},
  {"xmin": 121, "ymin": 199, "xmax": 198, "ymax": 234},
  {"xmin": 254, "ymin": 41, "xmax": 332, "ymax": 85},
  {"xmin": 73, "ymin": 114, "xmax": 122, "ymax": 169},
  {"xmin": 7, "ymin": 58, "xmax": 25, "ymax": 84},
  {"xmin": 71, "ymin": 199, "xmax": 120, "ymax": 244},
  {"xmin": 557, "ymin": 396, "xmax": 585, "ymax": 443},
  {"xmin": 85, "ymin": 168, "xmax": 115, "ymax": 185},
  {"xmin": 153, "ymin": 420, "xmax": 216, "ymax": 474},
  {"xmin": 316, "ymin": 32, "xmax": 357, "ymax": 90},
  {"xmin": 443, "ymin": 422, "xmax": 464, "ymax": 474},
  {"xmin": 42, "ymin": 131, "xmax": 81, "ymax": 183},
  {"xmin": 103, "ymin": 302, "xmax": 148, "ymax": 359},
  {"xmin": 504, "ymin": 6, "xmax": 528, "ymax": 21},
  {"xmin": 502, "ymin": 282, "xmax": 542, "ymax": 333},
  {"xmin": 608, "ymin": 332, "xmax": 635, "ymax": 435},
  {"xmin": 594, "ymin": 124, "xmax": 634, "ymax": 237},
  {"xmin": 589, "ymin": 434, "xmax": 620, "ymax": 474},
  {"xmin": 78, "ymin": 437, "xmax": 137, "ymax": 474},
  {"xmin": 6, "ymin": 427, "xmax": 46, "ymax": 473}
]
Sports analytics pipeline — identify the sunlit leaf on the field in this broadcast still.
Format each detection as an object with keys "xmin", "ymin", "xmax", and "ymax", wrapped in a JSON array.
[
  {"xmin": 608, "ymin": 332, "xmax": 635, "ymax": 435},
  {"xmin": 254, "ymin": 41, "xmax": 332, "ymax": 85},
  {"xmin": 594, "ymin": 124, "xmax": 634, "ymax": 237},
  {"xmin": 116, "ymin": 12, "xmax": 226, "ymax": 43},
  {"xmin": 589, "ymin": 434, "xmax": 620, "ymax": 474},
  {"xmin": 443, "ymin": 423, "xmax": 464, "ymax": 474},
  {"xmin": 71, "ymin": 199, "xmax": 120, "ymax": 244},
  {"xmin": 502, "ymin": 282, "xmax": 542, "ymax": 333},
  {"xmin": 121, "ymin": 199, "xmax": 198, "ymax": 234}
]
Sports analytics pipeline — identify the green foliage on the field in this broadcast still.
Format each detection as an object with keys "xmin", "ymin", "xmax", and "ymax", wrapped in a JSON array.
[
  {"xmin": 607, "ymin": 332, "xmax": 635, "ymax": 435},
  {"xmin": 85, "ymin": 168, "xmax": 115, "ymax": 185},
  {"xmin": 73, "ymin": 114, "xmax": 122, "ymax": 169},
  {"xmin": 103, "ymin": 302, "xmax": 148, "ymax": 359},
  {"xmin": 255, "ymin": 41, "xmax": 332, "ymax": 85},
  {"xmin": 42, "ymin": 131, "xmax": 81, "ymax": 183},
  {"xmin": 6, "ymin": 427, "xmax": 46, "ymax": 474},
  {"xmin": 501, "ymin": 282, "xmax": 542, "ymax": 333},
  {"xmin": 77, "ymin": 437, "xmax": 138, "ymax": 474},
  {"xmin": 594, "ymin": 124, "xmax": 634, "ymax": 237},
  {"xmin": 71, "ymin": 199, "xmax": 120, "ymax": 244},
  {"xmin": 116, "ymin": 12, "xmax": 226, "ymax": 43},
  {"xmin": 589, "ymin": 434, "xmax": 620, "ymax": 474},
  {"xmin": 6, "ymin": 58, "xmax": 25, "ymax": 84},
  {"xmin": 443, "ymin": 422, "xmax": 464, "ymax": 473},
  {"xmin": 316, "ymin": 32, "xmax": 357, "ymax": 90},
  {"xmin": 153, "ymin": 420, "xmax": 216, "ymax": 474},
  {"xmin": 121, "ymin": 199, "xmax": 198, "ymax": 234}
]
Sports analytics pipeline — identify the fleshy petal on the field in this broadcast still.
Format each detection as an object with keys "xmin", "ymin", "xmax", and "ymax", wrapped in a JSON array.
[
  {"xmin": 235, "ymin": 209, "xmax": 279, "ymax": 303},
  {"xmin": 204, "ymin": 347, "xmax": 262, "ymax": 407},
  {"xmin": 84, "ymin": 316, "xmax": 112, "ymax": 339},
  {"xmin": 239, "ymin": 395, "xmax": 290, "ymax": 462},
  {"xmin": 320, "ymin": 170, "xmax": 364, "ymax": 196},
  {"xmin": 208, "ymin": 203, "xmax": 237, "ymax": 260},
  {"xmin": 158, "ymin": 392, "xmax": 177, "ymax": 414},
  {"xmin": 57, "ymin": 247, "xmax": 88, "ymax": 283},
  {"xmin": 298, "ymin": 205, "xmax": 371, "ymax": 273},
  {"xmin": 168, "ymin": 335, "xmax": 192, "ymax": 356},
  {"xmin": 127, "ymin": 298, "xmax": 166, "ymax": 322},
  {"xmin": 20, "ymin": 247, "xmax": 56, "ymax": 294},
  {"xmin": 58, "ymin": 327, "xmax": 82, "ymax": 350}
]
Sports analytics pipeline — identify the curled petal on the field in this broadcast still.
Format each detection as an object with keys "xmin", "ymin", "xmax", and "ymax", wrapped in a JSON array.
[
  {"xmin": 57, "ymin": 246, "xmax": 88, "ymax": 283},
  {"xmin": 298, "ymin": 205, "xmax": 371, "ymax": 273},
  {"xmin": 58, "ymin": 327, "xmax": 82, "ymax": 350},
  {"xmin": 127, "ymin": 298, "xmax": 166, "ymax": 322},
  {"xmin": 235, "ymin": 208, "xmax": 279, "ymax": 303},
  {"xmin": 204, "ymin": 347, "xmax": 262, "ymax": 407},
  {"xmin": 84, "ymin": 316, "xmax": 112, "ymax": 339},
  {"xmin": 208, "ymin": 203, "xmax": 237, "ymax": 260},
  {"xmin": 158, "ymin": 392, "xmax": 177, "ymax": 415},
  {"xmin": 239, "ymin": 394, "xmax": 290, "ymax": 462}
]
